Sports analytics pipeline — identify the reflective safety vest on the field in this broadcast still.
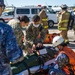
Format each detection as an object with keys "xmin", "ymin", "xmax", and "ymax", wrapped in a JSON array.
[
  {"xmin": 59, "ymin": 46, "xmax": 75, "ymax": 74},
  {"xmin": 58, "ymin": 11, "xmax": 70, "ymax": 30},
  {"xmin": 42, "ymin": 18, "xmax": 48, "ymax": 28}
]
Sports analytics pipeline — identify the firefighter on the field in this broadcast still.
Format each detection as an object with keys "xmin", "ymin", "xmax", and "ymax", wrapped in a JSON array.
[
  {"xmin": 51, "ymin": 36, "xmax": 75, "ymax": 75},
  {"xmin": 38, "ymin": 6, "xmax": 48, "ymax": 34},
  {"xmin": 58, "ymin": 4, "xmax": 70, "ymax": 44}
]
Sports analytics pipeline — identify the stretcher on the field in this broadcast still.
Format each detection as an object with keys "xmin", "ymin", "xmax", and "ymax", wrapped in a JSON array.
[{"xmin": 11, "ymin": 46, "xmax": 57, "ymax": 75}]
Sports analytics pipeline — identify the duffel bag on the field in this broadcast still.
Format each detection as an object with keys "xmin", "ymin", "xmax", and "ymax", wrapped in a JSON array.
[{"xmin": 11, "ymin": 53, "xmax": 40, "ymax": 75}]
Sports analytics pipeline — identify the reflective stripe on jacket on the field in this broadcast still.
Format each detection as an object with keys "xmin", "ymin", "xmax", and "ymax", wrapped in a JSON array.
[
  {"xmin": 58, "ymin": 11, "xmax": 70, "ymax": 30},
  {"xmin": 42, "ymin": 18, "xmax": 48, "ymax": 21}
]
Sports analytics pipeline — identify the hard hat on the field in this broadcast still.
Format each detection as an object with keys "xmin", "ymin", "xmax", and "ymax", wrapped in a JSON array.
[
  {"xmin": 52, "ymin": 36, "xmax": 64, "ymax": 47},
  {"xmin": 55, "ymin": 53, "xmax": 69, "ymax": 68},
  {"xmin": 61, "ymin": 4, "xmax": 68, "ymax": 9},
  {"xmin": 0, "ymin": 0, "xmax": 5, "ymax": 7}
]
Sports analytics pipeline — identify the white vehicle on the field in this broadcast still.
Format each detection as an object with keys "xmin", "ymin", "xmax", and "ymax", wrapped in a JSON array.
[{"xmin": 0, "ymin": 6, "xmax": 58, "ymax": 27}]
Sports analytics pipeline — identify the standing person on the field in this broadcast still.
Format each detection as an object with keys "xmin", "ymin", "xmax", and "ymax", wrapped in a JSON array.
[
  {"xmin": 58, "ymin": 4, "xmax": 70, "ymax": 44},
  {"xmin": 0, "ymin": 0, "xmax": 24, "ymax": 75},
  {"xmin": 38, "ymin": 6, "xmax": 48, "ymax": 34},
  {"xmin": 26, "ymin": 15, "xmax": 46, "ymax": 50}
]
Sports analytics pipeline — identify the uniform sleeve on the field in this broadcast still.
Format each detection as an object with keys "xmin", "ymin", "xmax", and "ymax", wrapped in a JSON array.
[
  {"xmin": 26, "ymin": 25, "xmax": 34, "ymax": 43},
  {"xmin": 39, "ymin": 25, "xmax": 46, "ymax": 43},
  {"xmin": 5, "ymin": 27, "xmax": 23, "ymax": 63},
  {"xmin": 14, "ymin": 28, "xmax": 24, "ymax": 49}
]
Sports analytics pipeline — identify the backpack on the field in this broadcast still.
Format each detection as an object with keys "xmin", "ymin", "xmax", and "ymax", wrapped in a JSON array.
[{"xmin": 68, "ymin": 12, "xmax": 75, "ymax": 30}]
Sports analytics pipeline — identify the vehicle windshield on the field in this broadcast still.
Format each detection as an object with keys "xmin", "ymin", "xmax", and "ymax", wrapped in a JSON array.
[
  {"xmin": 2, "ymin": 11, "xmax": 14, "ymax": 16},
  {"xmin": 46, "ymin": 8, "xmax": 56, "ymax": 14}
]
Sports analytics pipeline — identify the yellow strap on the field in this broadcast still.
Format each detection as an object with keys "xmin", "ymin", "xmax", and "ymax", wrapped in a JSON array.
[
  {"xmin": 58, "ymin": 27, "xmax": 67, "ymax": 30},
  {"xmin": 65, "ymin": 12, "xmax": 70, "ymax": 15},
  {"xmin": 42, "ymin": 18, "xmax": 48, "ymax": 21},
  {"xmin": 58, "ymin": 26, "xmax": 67, "ymax": 30},
  {"xmin": 60, "ymin": 20, "xmax": 69, "ymax": 24},
  {"xmin": 44, "ymin": 26, "xmax": 48, "ymax": 28}
]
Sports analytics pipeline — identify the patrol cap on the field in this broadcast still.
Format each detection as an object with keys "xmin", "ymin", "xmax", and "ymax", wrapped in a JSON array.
[{"xmin": 0, "ymin": 0, "xmax": 5, "ymax": 7}]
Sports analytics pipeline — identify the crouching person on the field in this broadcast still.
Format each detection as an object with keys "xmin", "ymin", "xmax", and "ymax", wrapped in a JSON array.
[
  {"xmin": 48, "ymin": 36, "xmax": 75, "ymax": 75},
  {"xmin": 26, "ymin": 15, "xmax": 46, "ymax": 52}
]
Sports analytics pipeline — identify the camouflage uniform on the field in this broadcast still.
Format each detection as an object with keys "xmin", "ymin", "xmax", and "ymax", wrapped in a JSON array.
[
  {"xmin": 14, "ymin": 24, "xmax": 24, "ymax": 50},
  {"xmin": 14, "ymin": 23, "xmax": 30, "ymax": 53},
  {"xmin": 26, "ymin": 23, "xmax": 46, "ymax": 46},
  {"xmin": 0, "ymin": 22, "xmax": 23, "ymax": 75}
]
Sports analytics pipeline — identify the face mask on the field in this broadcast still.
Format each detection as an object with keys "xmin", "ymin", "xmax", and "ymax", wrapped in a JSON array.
[
  {"xmin": 33, "ymin": 24, "xmax": 40, "ymax": 28},
  {"xmin": 22, "ymin": 26, "xmax": 28, "ymax": 28}
]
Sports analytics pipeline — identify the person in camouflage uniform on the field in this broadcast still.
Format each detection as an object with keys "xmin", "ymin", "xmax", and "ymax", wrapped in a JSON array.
[
  {"xmin": 26, "ymin": 15, "xmax": 46, "ymax": 50},
  {"xmin": 0, "ymin": 0, "xmax": 24, "ymax": 75},
  {"xmin": 13, "ymin": 16, "xmax": 30, "ymax": 54}
]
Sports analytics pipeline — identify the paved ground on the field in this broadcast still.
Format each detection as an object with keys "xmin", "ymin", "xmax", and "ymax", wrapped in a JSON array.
[{"xmin": 45, "ymin": 25, "xmax": 75, "ymax": 52}]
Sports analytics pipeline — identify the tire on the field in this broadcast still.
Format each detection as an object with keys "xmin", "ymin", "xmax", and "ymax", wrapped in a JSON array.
[{"xmin": 48, "ymin": 20, "xmax": 54, "ymax": 28}]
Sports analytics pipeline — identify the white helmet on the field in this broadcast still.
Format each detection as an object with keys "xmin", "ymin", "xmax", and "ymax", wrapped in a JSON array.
[{"xmin": 52, "ymin": 36, "xmax": 64, "ymax": 47}]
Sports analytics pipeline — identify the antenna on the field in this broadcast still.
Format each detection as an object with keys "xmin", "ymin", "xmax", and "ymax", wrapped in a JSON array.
[{"xmin": 4, "ymin": 0, "xmax": 9, "ymax": 6}]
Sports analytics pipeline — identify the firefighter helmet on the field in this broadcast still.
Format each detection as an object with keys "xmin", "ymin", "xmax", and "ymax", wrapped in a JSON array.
[
  {"xmin": 61, "ymin": 4, "xmax": 68, "ymax": 9},
  {"xmin": 52, "ymin": 36, "xmax": 64, "ymax": 47}
]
